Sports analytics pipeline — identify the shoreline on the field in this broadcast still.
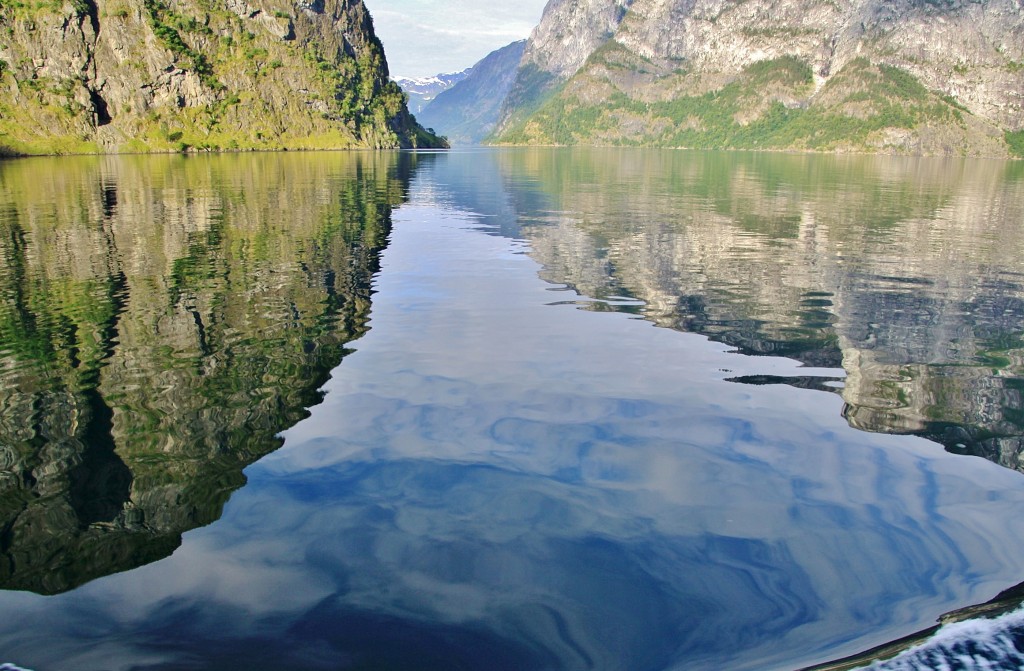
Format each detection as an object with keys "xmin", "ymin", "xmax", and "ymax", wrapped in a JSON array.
[{"xmin": 2, "ymin": 143, "xmax": 1019, "ymax": 161}]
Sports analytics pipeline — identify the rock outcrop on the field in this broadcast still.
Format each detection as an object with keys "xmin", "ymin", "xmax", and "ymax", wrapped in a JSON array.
[
  {"xmin": 494, "ymin": 0, "xmax": 1024, "ymax": 156},
  {"xmin": 0, "ymin": 0, "xmax": 445, "ymax": 154}
]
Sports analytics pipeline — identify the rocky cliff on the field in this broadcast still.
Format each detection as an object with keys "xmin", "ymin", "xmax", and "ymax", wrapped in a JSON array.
[
  {"xmin": 494, "ymin": 0, "xmax": 1024, "ymax": 157},
  {"xmin": 416, "ymin": 40, "xmax": 526, "ymax": 145},
  {"xmin": 0, "ymin": 0, "xmax": 444, "ymax": 154}
]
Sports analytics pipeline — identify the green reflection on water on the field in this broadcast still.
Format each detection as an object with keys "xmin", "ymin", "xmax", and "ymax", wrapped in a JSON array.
[{"xmin": 0, "ymin": 152, "xmax": 416, "ymax": 594}]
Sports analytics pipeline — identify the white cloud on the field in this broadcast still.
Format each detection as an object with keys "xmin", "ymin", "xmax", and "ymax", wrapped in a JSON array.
[{"xmin": 366, "ymin": 0, "xmax": 547, "ymax": 77}]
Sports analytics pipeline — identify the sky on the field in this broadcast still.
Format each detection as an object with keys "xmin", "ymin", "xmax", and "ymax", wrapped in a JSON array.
[{"xmin": 366, "ymin": 0, "xmax": 549, "ymax": 79}]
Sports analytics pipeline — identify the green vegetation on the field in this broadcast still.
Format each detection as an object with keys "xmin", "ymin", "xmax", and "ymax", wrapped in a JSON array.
[
  {"xmin": 740, "ymin": 26, "xmax": 819, "ymax": 38},
  {"xmin": 0, "ymin": 0, "xmax": 63, "ymax": 18},
  {"xmin": 497, "ymin": 63, "xmax": 560, "ymax": 134},
  {"xmin": 497, "ymin": 56, "xmax": 971, "ymax": 153},
  {"xmin": 142, "ymin": 0, "xmax": 218, "ymax": 88},
  {"xmin": 1007, "ymin": 130, "xmax": 1024, "ymax": 158},
  {"xmin": 299, "ymin": 41, "xmax": 411, "ymax": 147}
]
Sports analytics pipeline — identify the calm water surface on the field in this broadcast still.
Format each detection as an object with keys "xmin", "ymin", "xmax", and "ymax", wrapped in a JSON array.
[{"xmin": 1, "ymin": 149, "xmax": 1023, "ymax": 670}]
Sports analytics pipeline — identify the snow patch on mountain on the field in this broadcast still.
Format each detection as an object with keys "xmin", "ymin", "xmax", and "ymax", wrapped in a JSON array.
[{"xmin": 394, "ymin": 70, "xmax": 474, "ymax": 114}]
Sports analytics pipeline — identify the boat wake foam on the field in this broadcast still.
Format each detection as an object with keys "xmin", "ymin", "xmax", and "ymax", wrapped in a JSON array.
[{"xmin": 862, "ymin": 607, "xmax": 1024, "ymax": 670}]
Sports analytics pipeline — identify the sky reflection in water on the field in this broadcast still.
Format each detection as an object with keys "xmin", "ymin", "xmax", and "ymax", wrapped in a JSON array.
[{"xmin": 1, "ymin": 150, "xmax": 1024, "ymax": 671}]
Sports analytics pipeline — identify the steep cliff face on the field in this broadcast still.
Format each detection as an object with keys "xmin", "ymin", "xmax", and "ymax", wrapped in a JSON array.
[
  {"xmin": 0, "ymin": 0, "xmax": 444, "ymax": 154},
  {"xmin": 520, "ymin": 0, "xmax": 630, "ymax": 80},
  {"xmin": 417, "ymin": 41, "xmax": 526, "ymax": 145},
  {"xmin": 495, "ymin": 0, "xmax": 1024, "ymax": 156}
]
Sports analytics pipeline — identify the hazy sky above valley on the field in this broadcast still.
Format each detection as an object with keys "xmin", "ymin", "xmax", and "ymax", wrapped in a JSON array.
[{"xmin": 368, "ymin": 0, "xmax": 548, "ymax": 78}]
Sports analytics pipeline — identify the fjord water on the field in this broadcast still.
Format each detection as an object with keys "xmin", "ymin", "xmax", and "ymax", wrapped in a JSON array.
[{"xmin": 0, "ymin": 149, "xmax": 1023, "ymax": 670}]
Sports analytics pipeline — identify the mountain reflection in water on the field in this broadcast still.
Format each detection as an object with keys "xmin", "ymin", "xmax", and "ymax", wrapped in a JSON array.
[
  {"xmin": 0, "ymin": 152, "xmax": 416, "ymax": 594},
  {"xmin": 456, "ymin": 149, "xmax": 1024, "ymax": 471}
]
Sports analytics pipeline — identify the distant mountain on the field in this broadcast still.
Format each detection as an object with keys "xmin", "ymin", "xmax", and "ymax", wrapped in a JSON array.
[
  {"xmin": 395, "ymin": 71, "xmax": 473, "ymax": 114},
  {"xmin": 417, "ymin": 41, "xmax": 527, "ymax": 145},
  {"xmin": 491, "ymin": 0, "xmax": 1024, "ymax": 158}
]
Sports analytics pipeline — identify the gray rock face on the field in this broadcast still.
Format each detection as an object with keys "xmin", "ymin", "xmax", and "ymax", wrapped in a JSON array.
[
  {"xmin": 521, "ymin": 0, "xmax": 633, "ymax": 79},
  {"xmin": 497, "ymin": 0, "xmax": 632, "ymax": 118},
  {"xmin": 496, "ymin": 0, "xmax": 1024, "ymax": 153},
  {"xmin": 613, "ymin": 0, "xmax": 1024, "ymax": 129}
]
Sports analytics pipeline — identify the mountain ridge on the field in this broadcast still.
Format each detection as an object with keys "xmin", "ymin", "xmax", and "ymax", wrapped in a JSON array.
[{"xmin": 492, "ymin": 0, "xmax": 1024, "ymax": 157}]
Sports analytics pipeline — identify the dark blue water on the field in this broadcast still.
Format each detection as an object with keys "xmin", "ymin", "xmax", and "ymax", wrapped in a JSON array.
[{"xmin": 2, "ymin": 149, "xmax": 1024, "ymax": 670}]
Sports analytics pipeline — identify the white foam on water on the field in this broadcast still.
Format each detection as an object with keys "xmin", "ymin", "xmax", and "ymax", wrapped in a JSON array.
[{"xmin": 863, "ymin": 606, "xmax": 1024, "ymax": 671}]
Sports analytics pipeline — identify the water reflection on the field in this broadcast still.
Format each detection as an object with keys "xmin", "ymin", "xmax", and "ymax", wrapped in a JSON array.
[
  {"xmin": 1, "ymin": 150, "xmax": 1024, "ymax": 671},
  {"xmin": 430, "ymin": 149, "xmax": 1024, "ymax": 471},
  {"xmin": 0, "ymin": 152, "xmax": 415, "ymax": 594},
  {"xmin": 3, "ymin": 196, "xmax": 1024, "ymax": 671}
]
